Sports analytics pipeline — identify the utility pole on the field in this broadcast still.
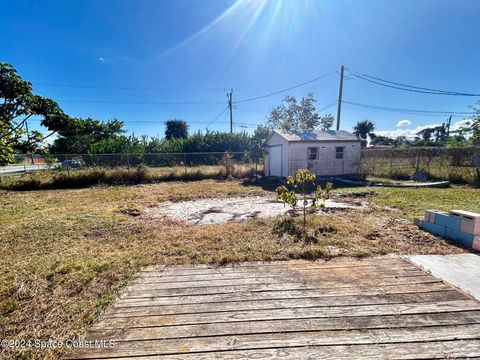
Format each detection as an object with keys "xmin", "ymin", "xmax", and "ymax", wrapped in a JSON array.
[
  {"xmin": 445, "ymin": 114, "xmax": 452, "ymax": 147},
  {"xmin": 228, "ymin": 89, "xmax": 233, "ymax": 133},
  {"xmin": 336, "ymin": 65, "xmax": 344, "ymax": 131}
]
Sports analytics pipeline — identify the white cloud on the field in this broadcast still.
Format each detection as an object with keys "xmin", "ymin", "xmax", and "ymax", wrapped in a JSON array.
[
  {"xmin": 98, "ymin": 57, "xmax": 105, "ymax": 62},
  {"xmin": 43, "ymin": 132, "xmax": 58, "ymax": 145},
  {"xmin": 450, "ymin": 119, "xmax": 472, "ymax": 131},
  {"xmin": 396, "ymin": 119, "xmax": 411, "ymax": 127},
  {"xmin": 375, "ymin": 119, "xmax": 473, "ymax": 139}
]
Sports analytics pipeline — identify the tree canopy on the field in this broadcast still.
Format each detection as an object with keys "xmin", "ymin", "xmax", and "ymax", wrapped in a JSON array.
[
  {"xmin": 353, "ymin": 120, "xmax": 375, "ymax": 140},
  {"xmin": 0, "ymin": 62, "xmax": 71, "ymax": 163},
  {"xmin": 165, "ymin": 119, "xmax": 188, "ymax": 140},
  {"xmin": 50, "ymin": 118, "xmax": 125, "ymax": 154},
  {"xmin": 265, "ymin": 94, "xmax": 335, "ymax": 132}
]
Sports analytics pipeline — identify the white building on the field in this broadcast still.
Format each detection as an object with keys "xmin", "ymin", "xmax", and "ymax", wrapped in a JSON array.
[{"xmin": 264, "ymin": 129, "xmax": 362, "ymax": 177}]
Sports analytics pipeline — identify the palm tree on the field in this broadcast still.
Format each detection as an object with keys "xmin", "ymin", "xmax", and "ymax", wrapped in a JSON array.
[{"xmin": 353, "ymin": 120, "xmax": 375, "ymax": 140}]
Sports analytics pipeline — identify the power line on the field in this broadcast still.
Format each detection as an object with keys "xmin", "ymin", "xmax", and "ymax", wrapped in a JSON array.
[
  {"xmin": 34, "ymin": 83, "xmax": 225, "ymax": 92},
  {"xmin": 27, "ymin": 118, "xmax": 227, "ymax": 125},
  {"xmin": 57, "ymin": 99, "xmax": 225, "ymax": 105},
  {"xmin": 347, "ymin": 68, "xmax": 480, "ymax": 97},
  {"xmin": 343, "ymin": 100, "xmax": 475, "ymax": 117},
  {"xmin": 317, "ymin": 101, "xmax": 338, "ymax": 112},
  {"xmin": 234, "ymin": 71, "xmax": 335, "ymax": 104},
  {"xmin": 206, "ymin": 107, "xmax": 229, "ymax": 130}
]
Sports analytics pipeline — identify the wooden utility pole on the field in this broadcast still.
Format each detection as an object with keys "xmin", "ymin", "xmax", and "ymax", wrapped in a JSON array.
[
  {"xmin": 445, "ymin": 115, "xmax": 452, "ymax": 146},
  {"xmin": 228, "ymin": 89, "xmax": 233, "ymax": 133},
  {"xmin": 336, "ymin": 65, "xmax": 344, "ymax": 131}
]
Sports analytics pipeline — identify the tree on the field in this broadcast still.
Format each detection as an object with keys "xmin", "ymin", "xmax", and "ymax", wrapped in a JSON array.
[
  {"xmin": 165, "ymin": 119, "xmax": 188, "ymax": 140},
  {"xmin": 250, "ymin": 124, "xmax": 270, "ymax": 161},
  {"xmin": 417, "ymin": 127, "xmax": 434, "ymax": 142},
  {"xmin": 276, "ymin": 169, "xmax": 332, "ymax": 238},
  {"xmin": 353, "ymin": 120, "xmax": 375, "ymax": 140},
  {"xmin": 266, "ymin": 93, "xmax": 321, "ymax": 131},
  {"xmin": 369, "ymin": 133, "xmax": 395, "ymax": 146},
  {"xmin": 0, "ymin": 62, "xmax": 70, "ymax": 163},
  {"xmin": 433, "ymin": 124, "xmax": 447, "ymax": 143},
  {"xmin": 319, "ymin": 114, "xmax": 334, "ymax": 131},
  {"xmin": 468, "ymin": 105, "xmax": 480, "ymax": 144},
  {"xmin": 50, "ymin": 118, "xmax": 125, "ymax": 153},
  {"xmin": 393, "ymin": 136, "xmax": 410, "ymax": 148}
]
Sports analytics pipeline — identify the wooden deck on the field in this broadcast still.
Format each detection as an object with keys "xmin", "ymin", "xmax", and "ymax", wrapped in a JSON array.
[{"xmin": 69, "ymin": 256, "xmax": 480, "ymax": 359}]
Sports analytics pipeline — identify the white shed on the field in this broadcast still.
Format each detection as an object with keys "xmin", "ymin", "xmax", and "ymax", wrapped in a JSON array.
[{"xmin": 264, "ymin": 129, "xmax": 362, "ymax": 177}]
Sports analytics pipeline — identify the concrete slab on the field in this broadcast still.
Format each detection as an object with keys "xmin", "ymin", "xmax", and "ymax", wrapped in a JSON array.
[{"xmin": 407, "ymin": 254, "xmax": 480, "ymax": 302}]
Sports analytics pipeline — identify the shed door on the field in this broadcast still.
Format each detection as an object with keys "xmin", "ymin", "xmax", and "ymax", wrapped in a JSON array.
[{"xmin": 269, "ymin": 145, "xmax": 282, "ymax": 177}]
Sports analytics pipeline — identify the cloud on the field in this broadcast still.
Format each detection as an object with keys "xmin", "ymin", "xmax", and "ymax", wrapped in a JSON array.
[
  {"xmin": 396, "ymin": 119, "xmax": 411, "ymax": 127},
  {"xmin": 375, "ymin": 119, "xmax": 472, "ymax": 139},
  {"xmin": 450, "ymin": 119, "xmax": 472, "ymax": 131},
  {"xmin": 98, "ymin": 57, "xmax": 105, "ymax": 62}
]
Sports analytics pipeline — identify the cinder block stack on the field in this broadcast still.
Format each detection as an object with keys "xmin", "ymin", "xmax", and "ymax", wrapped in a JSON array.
[{"xmin": 415, "ymin": 209, "xmax": 480, "ymax": 251}]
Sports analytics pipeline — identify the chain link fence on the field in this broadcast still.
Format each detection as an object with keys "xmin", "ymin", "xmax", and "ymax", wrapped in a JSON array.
[
  {"xmin": 2, "ymin": 152, "xmax": 263, "ymax": 179},
  {"xmin": 360, "ymin": 147, "xmax": 480, "ymax": 185}
]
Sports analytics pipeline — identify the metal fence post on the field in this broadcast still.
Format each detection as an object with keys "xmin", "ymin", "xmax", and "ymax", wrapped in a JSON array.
[
  {"xmin": 184, "ymin": 153, "xmax": 187, "ymax": 176},
  {"xmin": 66, "ymin": 154, "xmax": 70, "ymax": 177},
  {"xmin": 224, "ymin": 152, "xmax": 228, "ymax": 178},
  {"xmin": 127, "ymin": 153, "xmax": 131, "ymax": 173},
  {"xmin": 474, "ymin": 143, "xmax": 480, "ymax": 187}
]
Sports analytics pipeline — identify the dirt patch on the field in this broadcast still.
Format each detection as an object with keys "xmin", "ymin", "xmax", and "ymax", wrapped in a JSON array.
[
  {"xmin": 365, "ymin": 217, "xmax": 463, "ymax": 254},
  {"xmin": 145, "ymin": 196, "xmax": 364, "ymax": 225},
  {"xmin": 120, "ymin": 208, "xmax": 141, "ymax": 217},
  {"xmin": 331, "ymin": 191, "xmax": 375, "ymax": 207}
]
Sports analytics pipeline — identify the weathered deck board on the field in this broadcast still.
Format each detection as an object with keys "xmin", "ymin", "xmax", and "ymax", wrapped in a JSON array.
[
  {"xmin": 91, "ymin": 300, "xmax": 480, "ymax": 330},
  {"xmin": 111, "ymin": 282, "xmax": 454, "ymax": 306},
  {"xmin": 93, "ymin": 340, "xmax": 480, "ymax": 360},
  {"xmin": 108, "ymin": 290, "xmax": 464, "ymax": 316},
  {"xmin": 67, "ymin": 257, "xmax": 480, "ymax": 359},
  {"xmin": 89, "ymin": 311, "xmax": 480, "ymax": 339},
  {"xmin": 120, "ymin": 277, "xmax": 443, "ymax": 298}
]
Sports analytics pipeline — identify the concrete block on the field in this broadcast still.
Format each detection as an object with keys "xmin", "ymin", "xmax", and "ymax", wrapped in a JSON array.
[
  {"xmin": 413, "ymin": 217, "xmax": 423, "ymax": 227},
  {"xmin": 424, "ymin": 210, "xmax": 431, "ymax": 222},
  {"xmin": 460, "ymin": 218, "xmax": 480, "ymax": 235},
  {"xmin": 421, "ymin": 222, "xmax": 446, "ymax": 238},
  {"xmin": 473, "ymin": 237, "xmax": 480, "ymax": 251},
  {"xmin": 450, "ymin": 209, "xmax": 480, "ymax": 221},
  {"xmin": 434, "ymin": 213, "xmax": 461, "ymax": 231},
  {"xmin": 425, "ymin": 210, "xmax": 441, "ymax": 223},
  {"xmin": 449, "ymin": 210, "xmax": 480, "ymax": 235},
  {"xmin": 445, "ymin": 227, "xmax": 474, "ymax": 247}
]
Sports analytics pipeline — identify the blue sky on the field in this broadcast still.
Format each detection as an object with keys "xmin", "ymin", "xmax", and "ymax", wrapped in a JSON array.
[{"xmin": 2, "ymin": 0, "xmax": 480, "ymax": 138}]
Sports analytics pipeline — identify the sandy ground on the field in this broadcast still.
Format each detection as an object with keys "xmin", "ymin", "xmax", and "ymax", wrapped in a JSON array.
[{"xmin": 146, "ymin": 196, "xmax": 362, "ymax": 225}]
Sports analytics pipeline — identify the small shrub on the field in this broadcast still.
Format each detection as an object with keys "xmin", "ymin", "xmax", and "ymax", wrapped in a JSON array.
[
  {"xmin": 272, "ymin": 217, "xmax": 301, "ymax": 238},
  {"xmin": 275, "ymin": 169, "xmax": 333, "ymax": 238},
  {"xmin": 315, "ymin": 224, "xmax": 338, "ymax": 236}
]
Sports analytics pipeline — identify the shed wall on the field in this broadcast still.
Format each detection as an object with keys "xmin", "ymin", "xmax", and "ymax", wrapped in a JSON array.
[
  {"xmin": 288, "ymin": 141, "xmax": 361, "ymax": 176},
  {"xmin": 265, "ymin": 133, "xmax": 290, "ymax": 177}
]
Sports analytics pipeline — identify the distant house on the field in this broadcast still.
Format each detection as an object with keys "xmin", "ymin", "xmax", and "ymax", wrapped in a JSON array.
[{"xmin": 264, "ymin": 129, "xmax": 362, "ymax": 177}]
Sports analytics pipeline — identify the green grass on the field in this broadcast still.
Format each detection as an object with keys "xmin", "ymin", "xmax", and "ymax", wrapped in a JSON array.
[
  {"xmin": 369, "ymin": 186, "xmax": 480, "ymax": 218},
  {"xmin": 0, "ymin": 180, "xmax": 476, "ymax": 359},
  {"xmin": 360, "ymin": 159, "xmax": 479, "ymax": 186}
]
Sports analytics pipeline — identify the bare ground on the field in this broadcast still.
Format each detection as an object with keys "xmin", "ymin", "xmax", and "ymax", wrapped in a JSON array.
[{"xmin": 145, "ymin": 195, "xmax": 366, "ymax": 225}]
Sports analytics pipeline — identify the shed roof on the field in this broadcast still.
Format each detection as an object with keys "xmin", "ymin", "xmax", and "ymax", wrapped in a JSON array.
[{"xmin": 273, "ymin": 129, "xmax": 360, "ymax": 142}]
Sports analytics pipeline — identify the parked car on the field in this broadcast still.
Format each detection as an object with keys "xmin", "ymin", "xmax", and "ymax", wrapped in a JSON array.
[{"xmin": 62, "ymin": 159, "xmax": 84, "ymax": 168}]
